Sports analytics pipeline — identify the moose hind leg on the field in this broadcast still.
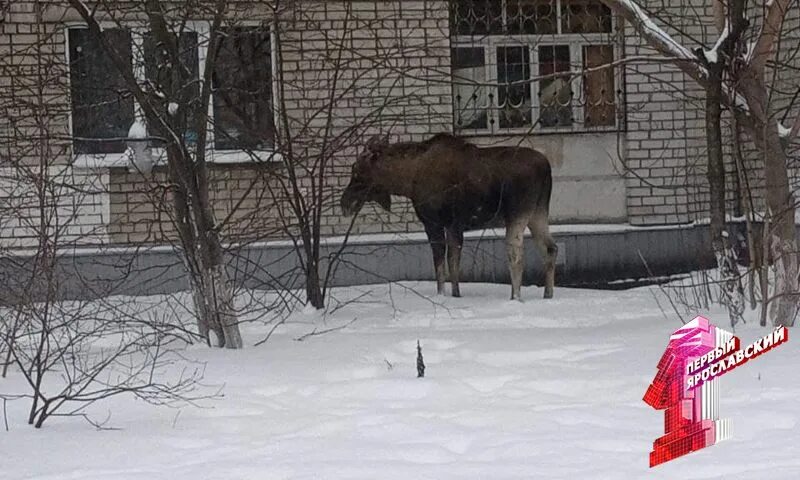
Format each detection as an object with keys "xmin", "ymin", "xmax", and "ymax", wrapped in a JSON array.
[
  {"xmin": 529, "ymin": 214, "xmax": 557, "ymax": 299},
  {"xmin": 446, "ymin": 228, "xmax": 464, "ymax": 297},
  {"xmin": 423, "ymin": 223, "xmax": 447, "ymax": 295},
  {"xmin": 506, "ymin": 220, "xmax": 527, "ymax": 301}
]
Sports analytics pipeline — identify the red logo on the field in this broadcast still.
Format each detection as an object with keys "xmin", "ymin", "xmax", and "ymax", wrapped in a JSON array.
[{"xmin": 644, "ymin": 316, "xmax": 788, "ymax": 467}]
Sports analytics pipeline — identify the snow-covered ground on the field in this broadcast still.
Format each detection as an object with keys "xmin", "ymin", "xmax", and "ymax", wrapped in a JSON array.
[{"xmin": 1, "ymin": 282, "xmax": 797, "ymax": 479}]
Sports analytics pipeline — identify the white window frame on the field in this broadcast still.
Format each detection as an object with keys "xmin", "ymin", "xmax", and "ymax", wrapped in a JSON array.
[
  {"xmin": 451, "ymin": 0, "xmax": 622, "ymax": 135},
  {"xmin": 65, "ymin": 20, "xmax": 281, "ymax": 170}
]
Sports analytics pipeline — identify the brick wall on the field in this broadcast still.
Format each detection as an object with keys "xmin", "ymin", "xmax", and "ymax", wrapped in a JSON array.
[
  {"xmin": 102, "ymin": 0, "xmax": 453, "ymax": 244},
  {"xmin": 4, "ymin": 0, "xmax": 798, "ymax": 248},
  {"xmin": 621, "ymin": 0, "xmax": 712, "ymax": 226},
  {"xmin": 0, "ymin": 1, "xmax": 109, "ymax": 248},
  {"xmin": 732, "ymin": 1, "xmax": 800, "ymax": 217},
  {"xmin": 621, "ymin": 0, "xmax": 800, "ymax": 226},
  {"xmin": 108, "ymin": 163, "xmax": 289, "ymax": 244},
  {"xmin": 268, "ymin": 0, "xmax": 453, "ymax": 237}
]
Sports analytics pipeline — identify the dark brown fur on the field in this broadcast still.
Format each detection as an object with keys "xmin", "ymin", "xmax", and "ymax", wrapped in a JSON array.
[{"xmin": 341, "ymin": 133, "xmax": 557, "ymax": 299}]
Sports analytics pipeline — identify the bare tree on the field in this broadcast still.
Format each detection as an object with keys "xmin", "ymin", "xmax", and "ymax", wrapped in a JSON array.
[
  {"xmin": 67, "ymin": 0, "xmax": 247, "ymax": 346},
  {"xmin": 3, "ymin": 302, "xmax": 207, "ymax": 428},
  {"xmin": 603, "ymin": 0, "xmax": 800, "ymax": 327},
  {"xmin": 0, "ymin": 2, "xmax": 208, "ymax": 428},
  {"xmin": 695, "ymin": 0, "xmax": 748, "ymax": 327},
  {"xmin": 257, "ymin": 0, "xmax": 448, "ymax": 309}
]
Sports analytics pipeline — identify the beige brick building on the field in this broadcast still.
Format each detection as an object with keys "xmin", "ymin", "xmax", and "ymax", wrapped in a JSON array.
[{"xmin": 0, "ymin": 0, "xmax": 796, "ymax": 249}]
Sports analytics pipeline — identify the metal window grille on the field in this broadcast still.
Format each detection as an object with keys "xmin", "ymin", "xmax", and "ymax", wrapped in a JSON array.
[{"xmin": 450, "ymin": 0, "xmax": 621, "ymax": 134}]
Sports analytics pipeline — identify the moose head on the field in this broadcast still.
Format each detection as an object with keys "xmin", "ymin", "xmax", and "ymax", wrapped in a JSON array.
[{"xmin": 340, "ymin": 135, "xmax": 392, "ymax": 216}]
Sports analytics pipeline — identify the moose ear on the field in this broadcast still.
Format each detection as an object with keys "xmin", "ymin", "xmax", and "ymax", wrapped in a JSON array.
[{"xmin": 366, "ymin": 134, "xmax": 389, "ymax": 154}]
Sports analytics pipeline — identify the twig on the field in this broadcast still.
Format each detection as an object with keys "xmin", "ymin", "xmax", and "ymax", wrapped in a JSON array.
[
  {"xmin": 254, "ymin": 315, "xmax": 290, "ymax": 347},
  {"xmin": 72, "ymin": 411, "xmax": 120, "ymax": 431},
  {"xmin": 638, "ymin": 249, "xmax": 685, "ymax": 325},
  {"xmin": 294, "ymin": 318, "xmax": 358, "ymax": 342},
  {"xmin": 3, "ymin": 397, "xmax": 8, "ymax": 432}
]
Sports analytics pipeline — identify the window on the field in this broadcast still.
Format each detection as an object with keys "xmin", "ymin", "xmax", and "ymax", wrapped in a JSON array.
[
  {"xmin": 452, "ymin": 47, "xmax": 489, "ymax": 130},
  {"xmin": 497, "ymin": 46, "xmax": 531, "ymax": 129},
  {"xmin": 142, "ymin": 31, "xmax": 201, "ymax": 146},
  {"xmin": 583, "ymin": 44, "xmax": 615, "ymax": 126},
  {"xmin": 538, "ymin": 45, "xmax": 572, "ymax": 127},
  {"xmin": 69, "ymin": 28, "xmax": 135, "ymax": 154},
  {"xmin": 450, "ymin": 0, "xmax": 618, "ymax": 133},
  {"xmin": 212, "ymin": 28, "xmax": 274, "ymax": 151},
  {"xmin": 507, "ymin": 0, "xmax": 557, "ymax": 35},
  {"xmin": 67, "ymin": 24, "xmax": 275, "ymax": 159}
]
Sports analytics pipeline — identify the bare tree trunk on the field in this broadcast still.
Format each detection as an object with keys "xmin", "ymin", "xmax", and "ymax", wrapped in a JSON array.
[
  {"xmin": 305, "ymin": 265, "xmax": 324, "ymax": 309},
  {"xmin": 602, "ymin": 0, "xmax": 798, "ymax": 326},
  {"xmin": 301, "ymin": 224, "xmax": 324, "ymax": 309},
  {"xmin": 706, "ymin": 62, "xmax": 744, "ymax": 327},
  {"xmin": 193, "ymin": 255, "xmax": 242, "ymax": 349},
  {"xmin": 706, "ymin": 63, "xmax": 726, "ymax": 256},
  {"xmin": 760, "ymin": 213, "xmax": 772, "ymax": 327},
  {"xmin": 184, "ymin": 183, "xmax": 243, "ymax": 348},
  {"xmin": 731, "ymin": 116, "xmax": 760, "ymax": 311},
  {"xmin": 755, "ymin": 122, "xmax": 799, "ymax": 327},
  {"xmin": 737, "ymin": 43, "xmax": 798, "ymax": 327},
  {"xmin": 66, "ymin": 0, "xmax": 246, "ymax": 348}
]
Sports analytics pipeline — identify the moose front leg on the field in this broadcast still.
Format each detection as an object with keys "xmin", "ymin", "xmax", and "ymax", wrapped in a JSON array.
[
  {"xmin": 446, "ymin": 228, "xmax": 464, "ymax": 297},
  {"xmin": 423, "ymin": 223, "xmax": 446, "ymax": 295}
]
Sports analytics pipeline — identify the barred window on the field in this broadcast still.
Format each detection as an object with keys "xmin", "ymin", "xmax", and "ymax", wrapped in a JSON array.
[
  {"xmin": 450, "ymin": 0, "xmax": 618, "ymax": 133},
  {"xmin": 497, "ymin": 46, "xmax": 531, "ymax": 128},
  {"xmin": 452, "ymin": 47, "xmax": 489, "ymax": 129}
]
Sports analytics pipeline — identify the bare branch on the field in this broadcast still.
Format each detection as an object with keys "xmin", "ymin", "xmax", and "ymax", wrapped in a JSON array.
[{"xmin": 749, "ymin": 0, "xmax": 791, "ymax": 74}]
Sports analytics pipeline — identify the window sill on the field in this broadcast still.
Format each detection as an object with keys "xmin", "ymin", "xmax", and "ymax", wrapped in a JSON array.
[
  {"xmin": 72, "ymin": 150, "xmax": 283, "ymax": 170},
  {"xmin": 209, "ymin": 150, "xmax": 282, "ymax": 164},
  {"xmin": 455, "ymin": 125, "xmax": 621, "ymax": 137}
]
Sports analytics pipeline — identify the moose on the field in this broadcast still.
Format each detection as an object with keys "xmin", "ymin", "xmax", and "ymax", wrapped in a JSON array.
[{"xmin": 340, "ymin": 133, "xmax": 557, "ymax": 300}]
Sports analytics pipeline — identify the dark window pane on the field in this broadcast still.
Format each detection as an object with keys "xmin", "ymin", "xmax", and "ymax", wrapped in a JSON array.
[
  {"xmin": 450, "ymin": 0, "xmax": 503, "ymax": 36},
  {"xmin": 583, "ymin": 45, "xmax": 616, "ymax": 126},
  {"xmin": 452, "ymin": 47, "xmax": 489, "ymax": 130},
  {"xmin": 497, "ymin": 46, "xmax": 531, "ymax": 129},
  {"xmin": 538, "ymin": 45, "xmax": 573, "ymax": 127},
  {"xmin": 507, "ymin": 0, "xmax": 557, "ymax": 34},
  {"xmin": 144, "ymin": 32, "xmax": 200, "ymax": 146},
  {"xmin": 213, "ymin": 27, "xmax": 274, "ymax": 150},
  {"xmin": 69, "ymin": 28, "xmax": 134, "ymax": 154},
  {"xmin": 562, "ymin": 0, "xmax": 613, "ymax": 33}
]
